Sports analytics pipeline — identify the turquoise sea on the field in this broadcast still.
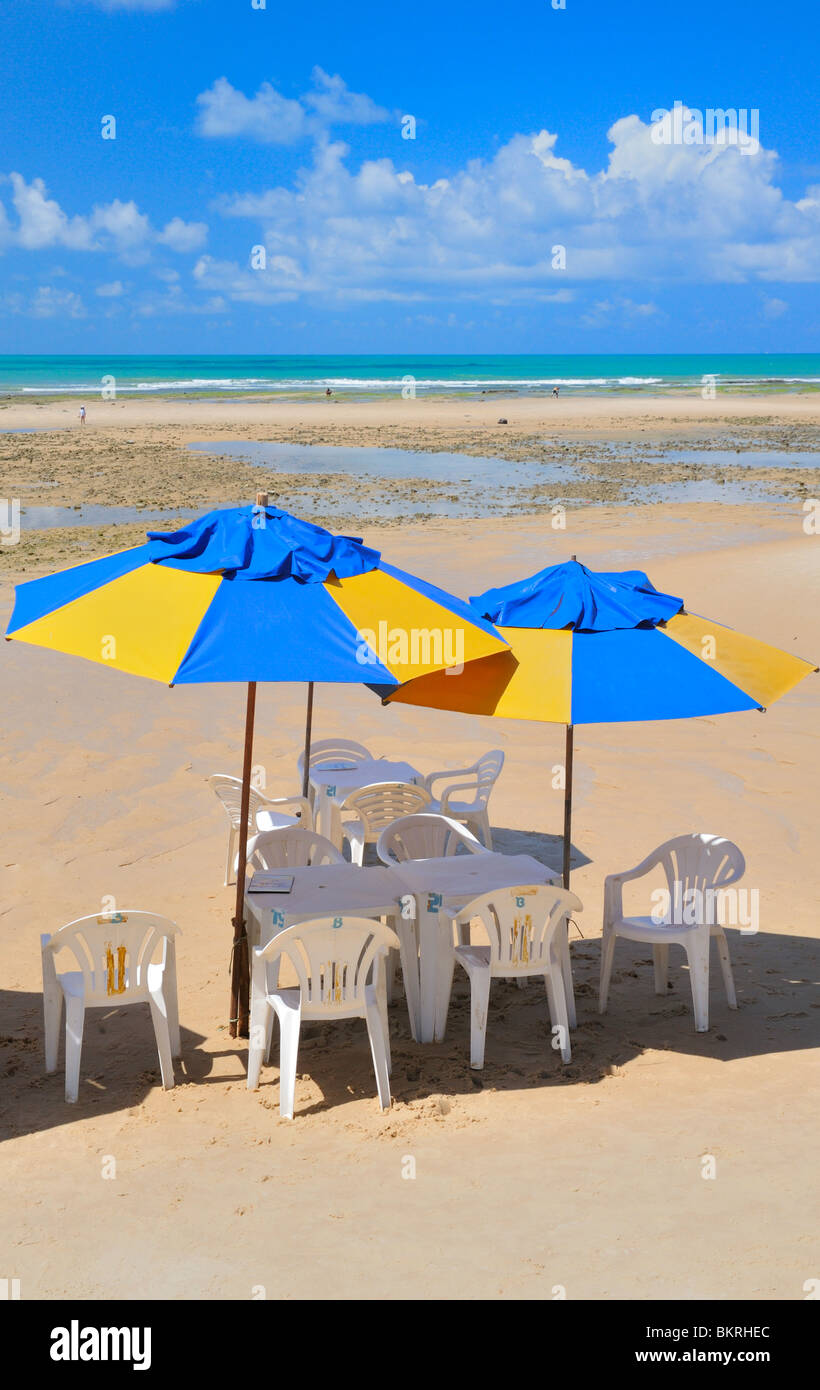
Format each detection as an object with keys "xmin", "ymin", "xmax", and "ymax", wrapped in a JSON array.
[{"xmin": 1, "ymin": 354, "xmax": 819, "ymax": 398}]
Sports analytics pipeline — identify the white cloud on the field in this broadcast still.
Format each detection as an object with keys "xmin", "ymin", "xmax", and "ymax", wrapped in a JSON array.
[
  {"xmin": 1, "ymin": 285, "xmax": 87, "ymax": 319},
  {"xmin": 8, "ymin": 174, "xmax": 92, "ymax": 250},
  {"xmin": 304, "ymin": 67, "xmax": 390, "ymax": 126},
  {"xmin": 96, "ymin": 280, "xmax": 125, "ymax": 296},
  {"xmin": 196, "ymin": 78, "xmax": 309, "ymax": 145},
  {"xmin": 90, "ymin": 199, "xmax": 151, "ymax": 251},
  {"xmin": 31, "ymin": 286, "xmax": 86, "ymax": 317},
  {"xmin": 0, "ymin": 175, "xmax": 208, "ymax": 261},
  {"xmin": 205, "ymin": 109, "xmax": 820, "ymax": 306},
  {"xmin": 762, "ymin": 295, "xmax": 788, "ymax": 318},
  {"xmin": 158, "ymin": 217, "xmax": 208, "ymax": 252},
  {"xmin": 195, "ymin": 71, "xmax": 391, "ymax": 145}
]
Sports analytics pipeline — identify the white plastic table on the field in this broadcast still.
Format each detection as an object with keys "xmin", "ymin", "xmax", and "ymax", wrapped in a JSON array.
[
  {"xmin": 391, "ymin": 852, "xmax": 561, "ymax": 1042},
  {"xmin": 310, "ymin": 758, "xmax": 423, "ymax": 845},
  {"xmin": 244, "ymin": 862, "xmax": 421, "ymax": 1040}
]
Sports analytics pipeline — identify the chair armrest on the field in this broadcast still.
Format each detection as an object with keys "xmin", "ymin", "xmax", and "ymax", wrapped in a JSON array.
[
  {"xmin": 257, "ymin": 794, "xmax": 311, "ymax": 821},
  {"xmin": 603, "ymin": 853, "xmax": 660, "ymax": 924},
  {"xmin": 440, "ymin": 780, "xmax": 481, "ymax": 813},
  {"xmin": 423, "ymin": 764, "xmax": 477, "ymax": 795},
  {"xmin": 440, "ymin": 816, "xmax": 490, "ymax": 856},
  {"xmin": 460, "ymin": 833, "xmax": 490, "ymax": 856}
]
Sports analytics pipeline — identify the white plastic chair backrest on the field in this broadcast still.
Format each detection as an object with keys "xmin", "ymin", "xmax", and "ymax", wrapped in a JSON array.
[
  {"xmin": 248, "ymin": 827, "xmax": 344, "ymax": 871},
  {"xmin": 377, "ymin": 813, "xmax": 485, "ymax": 865},
  {"xmin": 342, "ymin": 781, "xmax": 432, "ymax": 836},
  {"xmin": 473, "ymin": 750, "xmax": 505, "ymax": 807},
  {"xmin": 43, "ymin": 911, "xmax": 179, "ymax": 1005},
  {"xmin": 296, "ymin": 739, "xmax": 372, "ymax": 781},
  {"xmin": 255, "ymin": 915, "xmax": 400, "ymax": 1011},
  {"xmin": 208, "ymin": 774, "xmax": 271, "ymax": 830},
  {"xmin": 456, "ymin": 885, "xmax": 582, "ymax": 973},
  {"xmin": 655, "ymin": 834, "xmax": 745, "ymax": 900}
]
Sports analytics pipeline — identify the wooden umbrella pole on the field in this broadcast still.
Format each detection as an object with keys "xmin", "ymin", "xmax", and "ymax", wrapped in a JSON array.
[
  {"xmin": 562, "ymin": 723, "xmax": 574, "ymax": 890},
  {"xmin": 229, "ymin": 680, "xmax": 257, "ymax": 1038},
  {"xmin": 301, "ymin": 681, "xmax": 315, "ymax": 800}
]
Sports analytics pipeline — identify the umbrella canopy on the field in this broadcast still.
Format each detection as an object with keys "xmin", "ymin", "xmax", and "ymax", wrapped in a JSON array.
[
  {"xmin": 6, "ymin": 502, "xmax": 507, "ymax": 1033},
  {"xmin": 384, "ymin": 557, "xmax": 817, "ymax": 883},
  {"xmin": 6, "ymin": 502, "xmax": 503, "ymax": 688}
]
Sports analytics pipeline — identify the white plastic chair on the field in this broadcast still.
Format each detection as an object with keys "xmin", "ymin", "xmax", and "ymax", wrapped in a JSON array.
[
  {"xmin": 340, "ymin": 782, "xmax": 432, "ymax": 866},
  {"xmin": 423, "ymin": 750, "xmax": 504, "ymax": 849},
  {"xmin": 600, "ymin": 833, "xmax": 745, "ymax": 1033},
  {"xmin": 296, "ymin": 738, "xmax": 372, "ymax": 806},
  {"xmin": 443, "ymin": 885, "xmax": 582, "ymax": 1068},
  {"xmin": 41, "ymin": 911, "xmax": 181, "ymax": 1103},
  {"xmin": 207, "ymin": 774, "xmax": 312, "ymax": 885},
  {"xmin": 246, "ymin": 826, "xmax": 345, "ymax": 872},
  {"xmin": 376, "ymin": 812, "xmax": 490, "ymax": 866},
  {"xmin": 247, "ymin": 914, "xmax": 400, "ymax": 1118}
]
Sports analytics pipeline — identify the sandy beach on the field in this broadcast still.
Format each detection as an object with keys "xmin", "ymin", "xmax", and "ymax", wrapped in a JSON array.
[{"xmin": 0, "ymin": 393, "xmax": 818, "ymax": 1300}]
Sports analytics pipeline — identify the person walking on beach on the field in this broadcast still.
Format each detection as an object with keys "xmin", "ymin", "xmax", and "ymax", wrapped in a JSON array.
[
  {"xmin": 552, "ymin": 385, "xmax": 560, "ymax": 399},
  {"xmin": 79, "ymin": 405, "xmax": 86, "ymax": 424}
]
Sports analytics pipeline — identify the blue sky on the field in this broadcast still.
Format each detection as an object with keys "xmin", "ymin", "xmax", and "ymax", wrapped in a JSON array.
[{"xmin": 1, "ymin": 0, "xmax": 819, "ymax": 352}]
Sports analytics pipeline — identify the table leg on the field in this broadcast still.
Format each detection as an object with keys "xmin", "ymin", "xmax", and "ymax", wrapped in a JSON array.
[
  {"xmin": 416, "ymin": 896, "xmax": 442, "ymax": 1043},
  {"xmin": 433, "ymin": 914, "xmax": 456, "ymax": 1042},
  {"xmin": 394, "ymin": 915, "xmax": 421, "ymax": 1043},
  {"xmin": 561, "ymin": 919, "xmax": 577, "ymax": 1028}
]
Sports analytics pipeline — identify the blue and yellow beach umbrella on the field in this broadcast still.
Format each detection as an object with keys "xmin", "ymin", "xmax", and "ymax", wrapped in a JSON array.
[
  {"xmin": 6, "ymin": 502, "xmax": 506, "ymax": 1031},
  {"xmin": 385, "ymin": 558, "xmax": 817, "ymax": 885},
  {"xmin": 6, "ymin": 503, "xmax": 503, "ymax": 687}
]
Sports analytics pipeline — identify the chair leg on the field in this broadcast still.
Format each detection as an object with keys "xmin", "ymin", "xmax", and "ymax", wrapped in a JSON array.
[
  {"xmin": 44, "ymin": 985, "xmax": 63, "ymax": 1074},
  {"xmin": 384, "ymin": 947, "xmax": 398, "ymax": 1006},
  {"xmin": 714, "ymin": 929, "xmax": 737, "ymax": 1009},
  {"xmin": 64, "ymin": 995, "xmax": 86, "ymax": 1103},
  {"xmin": 599, "ymin": 927, "xmax": 617, "ymax": 1013},
  {"xmin": 475, "ymin": 811, "xmax": 493, "ymax": 850},
  {"xmin": 274, "ymin": 1000, "xmax": 301, "ymax": 1119},
  {"xmin": 544, "ymin": 954, "xmax": 572, "ymax": 1063},
  {"xmin": 247, "ymin": 979, "xmax": 271, "ymax": 1089},
  {"xmin": 561, "ymin": 922, "xmax": 577, "ymax": 1028},
  {"xmin": 375, "ymin": 963, "xmax": 392, "ymax": 1074},
  {"xmin": 468, "ymin": 964, "xmax": 491, "ymax": 1069},
  {"xmin": 164, "ymin": 947, "xmax": 181, "ymax": 1058},
  {"xmin": 653, "ymin": 942, "xmax": 670, "ymax": 995},
  {"xmin": 149, "ymin": 994, "xmax": 176, "ymax": 1090},
  {"xmin": 365, "ymin": 993, "xmax": 392, "ymax": 1111},
  {"xmin": 685, "ymin": 932, "xmax": 711, "ymax": 1032},
  {"xmin": 226, "ymin": 826, "xmax": 237, "ymax": 887},
  {"xmin": 263, "ymin": 1000, "xmax": 275, "ymax": 1063}
]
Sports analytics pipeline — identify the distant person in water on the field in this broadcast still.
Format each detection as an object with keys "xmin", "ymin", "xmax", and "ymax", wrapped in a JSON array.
[
  {"xmin": 552, "ymin": 386, "xmax": 560, "ymax": 399},
  {"xmin": 325, "ymin": 387, "xmax": 332, "ymax": 397},
  {"xmin": 79, "ymin": 405, "xmax": 86, "ymax": 424}
]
